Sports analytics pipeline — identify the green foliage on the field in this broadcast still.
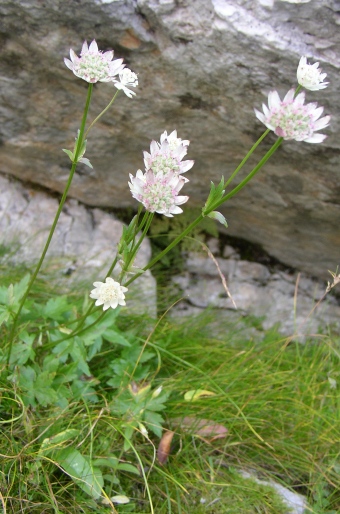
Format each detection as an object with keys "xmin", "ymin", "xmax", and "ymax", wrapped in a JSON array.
[{"xmin": 1, "ymin": 269, "xmax": 340, "ymax": 513}]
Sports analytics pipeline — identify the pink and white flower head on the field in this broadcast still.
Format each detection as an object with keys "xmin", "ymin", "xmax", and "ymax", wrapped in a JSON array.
[
  {"xmin": 64, "ymin": 40, "xmax": 125, "ymax": 83},
  {"xmin": 90, "ymin": 277, "xmax": 128, "ymax": 311},
  {"xmin": 254, "ymin": 89, "xmax": 330, "ymax": 143},
  {"xmin": 114, "ymin": 68, "xmax": 138, "ymax": 98},
  {"xmin": 144, "ymin": 139, "xmax": 194, "ymax": 178},
  {"xmin": 160, "ymin": 130, "xmax": 190, "ymax": 151},
  {"xmin": 129, "ymin": 169, "xmax": 189, "ymax": 217},
  {"xmin": 297, "ymin": 56, "xmax": 329, "ymax": 91}
]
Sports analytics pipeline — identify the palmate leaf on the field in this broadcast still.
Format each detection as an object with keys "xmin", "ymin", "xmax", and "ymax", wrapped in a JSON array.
[
  {"xmin": 144, "ymin": 411, "xmax": 164, "ymax": 438},
  {"xmin": 18, "ymin": 366, "xmax": 58, "ymax": 407},
  {"xmin": 9, "ymin": 331, "xmax": 36, "ymax": 366},
  {"xmin": 42, "ymin": 296, "xmax": 71, "ymax": 321},
  {"xmin": 0, "ymin": 274, "xmax": 30, "ymax": 307},
  {"xmin": 52, "ymin": 337, "xmax": 91, "ymax": 376},
  {"xmin": 53, "ymin": 448, "xmax": 104, "ymax": 500}
]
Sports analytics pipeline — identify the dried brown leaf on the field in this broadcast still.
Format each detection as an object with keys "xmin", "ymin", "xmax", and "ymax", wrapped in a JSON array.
[
  {"xmin": 170, "ymin": 416, "xmax": 228, "ymax": 441},
  {"xmin": 157, "ymin": 430, "xmax": 175, "ymax": 465}
]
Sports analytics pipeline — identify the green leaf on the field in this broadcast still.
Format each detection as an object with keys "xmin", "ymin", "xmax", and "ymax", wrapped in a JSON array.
[
  {"xmin": 78, "ymin": 157, "xmax": 93, "ymax": 168},
  {"xmin": 117, "ymin": 463, "xmax": 140, "ymax": 475},
  {"xmin": 103, "ymin": 328, "xmax": 131, "ymax": 347},
  {"xmin": 40, "ymin": 429, "xmax": 80, "ymax": 455},
  {"xmin": 12, "ymin": 274, "xmax": 30, "ymax": 304},
  {"xmin": 0, "ymin": 309, "xmax": 10, "ymax": 326},
  {"xmin": 144, "ymin": 411, "xmax": 164, "ymax": 438},
  {"xmin": 71, "ymin": 380, "xmax": 99, "ymax": 403},
  {"xmin": 34, "ymin": 371, "xmax": 58, "ymax": 407},
  {"xmin": 207, "ymin": 210, "xmax": 228, "ymax": 228},
  {"xmin": 42, "ymin": 296, "xmax": 70, "ymax": 321},
  {"xmin": 9, "ymin": 331, "xmax": 36, "ymax": 365},
  {"xmin": 53, "ymin": 362, "xmax": 79, "ymax": 384},
  {"xmin": 70, "ymin": 338, "xmax": 91, "ymax": 375},
  {"xmin": 203, "ymin": 176, "xmax": 226, "ymax": 215},
  {"xmin": 53, "ymin": 337, "xmax": 91, "ymax": 375},
  {"xmin": 54, "ymin": 448, "xmax": 103, "ymax": 500},
  {"xmin": 18, "ymin": 365, "xmax": 58, "ymax": 407},
  {"xmin": 93, "ymin": 456, "xmax": 119, "ymax": 469},
  {"xmin": 123, "ymin": 425, "xmax": 134, "ymax": 452},
  {"xmin": 17, "ymin": 365, "xmax": 37, "ymax": 406},
  {"xmin": 62, "ymin": 148, "xmax": 74, "ymax": 161}
]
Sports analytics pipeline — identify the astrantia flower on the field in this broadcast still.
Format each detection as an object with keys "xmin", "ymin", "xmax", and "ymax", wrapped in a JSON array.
[
  {"xmin": 254, "ymin": 89, "xmax": 330, "ymax": 143},
  {"xmin": 297, "ymin": 56, "xmax": 329, "ymax": 91},
  {"xmin": 64, "ymin": 40, "xmax": 124, "ymax": 83},
  {"xmin": 129, "ymin": 169, "xmax": 188, "ymax": 217},
  {"xmin": 160, "ymin": 130, "xmax": 190, "ymax": 151},
  {"xmin": 90, "ymin": 277, "xmax": 128, "ymax": 310},
  {"xmin": 114, "ymin": 68, "xmax": 138, "ymax": 97},
  {"xmin": 144, "ymin": 140, "xmax": 194, "ymax": 178}
]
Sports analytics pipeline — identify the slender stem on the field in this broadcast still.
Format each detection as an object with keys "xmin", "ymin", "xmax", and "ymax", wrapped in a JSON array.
[
  {"xmin": 7, "ymin": 84, "xmax": 94, "ymax": 366},
  {"xmin": 42, "ymin": 136, "xmax": 283, "ymax": 348},
  {"xmin": 122, "ymin": 213, "xmax": 154, "ymax": 278},
  {"xmin": 43, "ymin": 309, "xmax": 106, "ymax": 350},
  {"xmin": 126, "ymin": 137, "xmax": 283, "ymax": 287},
  {"xmin": 294, "ymin": 84, "xmax": 302, "ymax": 97},
  {"xmin": 125, "ymin": 213, "xmax": 204, "ymax": 287},
  {"xmin": 84, "ymin": 90, "xmax": 120, "ymax": 139},
  {"xmin": 224, "ymin": 129, "xmax": 270, "ymax": 187},
  {"xmin": 210, "ymin": 137, "xmax": 283, "ymax": 212}
]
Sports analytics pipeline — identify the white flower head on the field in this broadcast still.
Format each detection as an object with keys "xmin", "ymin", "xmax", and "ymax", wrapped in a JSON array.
[
  {"xmin": 90, "ymin": 277, "xmax": 128, "ymax": 311},
  {"xmin": 160, "ymin": 130, "xmax": 190, "ymax": 151},
  {"xmin": 114, "ymin": 68, "xmax": 138, "ymax": 97},
  {"xmin": 144, "ymin": 139, "xmax": 194, "ymax": 178},
  {"xmin": 64, "ymin": 40, "xmax": 125, "ymax": 83},
  {"xmin": 254, "ymin": 89, "xmax": 331, "ymax": 143},
  {"xmin": 129, "ymin": 169, "xmax": 189, "ymax": 217},
  {"xmin": 297, "ymin": 56, "xmax": 329, "ymax": 91}
]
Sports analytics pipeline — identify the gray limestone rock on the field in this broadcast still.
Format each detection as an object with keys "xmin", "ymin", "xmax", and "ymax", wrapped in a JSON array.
[
  {"xmin": 171, "ymin": 249, "xmax": 340, "ymax": 337},
  {"xmin": 240, "ymin": 471, "xmax": 308, "ymax": 514},
  {"xmin": 0, "ymin": 175, "xmax": 157, "ymax": 316}
]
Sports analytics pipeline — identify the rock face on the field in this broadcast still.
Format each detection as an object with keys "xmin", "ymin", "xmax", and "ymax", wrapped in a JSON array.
[
  {"xmin": 1, "ymin": 175, "xmax": 339, "ymax": 334},
  {"xmin": 171, "ymin": 239, "xmax": 340, "ymax": 337},
  {"xmin": 0, "ymin": 175, "xmax": 157, "ymax": 316},
  {"xmin": 0, "ymin": 0, "xmax": 339, "ymax": 279}
]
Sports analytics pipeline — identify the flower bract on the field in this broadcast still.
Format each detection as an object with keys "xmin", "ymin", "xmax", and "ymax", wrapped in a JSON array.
[
  {"xmin": 144, "ymin": 140, "xmax": 194, "ymax": 178},
  {"xmin": 129, "ymin": 169, "xmax": 188, "ymax": 217},
  {"xmin": 160, "ymin": 130, "xmax": 190, "ymax": 151},
  {"xmin": 114, "ymin": 68, "xmax": 138, "ymax": 97},
  {"xmin": 254, "ymin": 89, "xmax": 330, "ymax": 143},
  {"xmin": 297, "ymin": 56, "xmax": 329, "ymax": 91},
  {"xmin": 64, "ymin": 40, "xmax": 125, "ymax": 83},
  {"xmin": 90, "ymin": 277, "xmax": 128, "ymax": 310},
  {"xmin": 129, "ymin": 131, "xmax": 192, "ymax": 216}
]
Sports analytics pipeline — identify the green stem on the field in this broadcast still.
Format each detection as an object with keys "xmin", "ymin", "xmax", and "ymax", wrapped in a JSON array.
[
  {"xmin": 125, "ymin": 213, "xmax": 204, "ymax": 287},
  {"xmin": 121, "ymin": 213, "xmax": 154, "ymax": 279},
  {"xmin": 210, "ymin": 137, "xmax": 283, "ymax": 212},
  {"xmin": 126, "ymin": 136, "xmax": 283, "ymax": 287},
  {"xmin": 84, "ymin": 90, "xmax": 120, "ymax": 139},
  {"xmin": 43, "ymin": 309, "xmax": 106, "ymax": 350},
  {"xmin": 224, "ymin": 129, "xmax": 270, "ymax": 187},
  {"xmin": 7, "ymin": 84, "xmax": 94, "ymax": 366},
  {"xmin": 42, "ymin": 136, "xmax": 283, "ymax": 349}
]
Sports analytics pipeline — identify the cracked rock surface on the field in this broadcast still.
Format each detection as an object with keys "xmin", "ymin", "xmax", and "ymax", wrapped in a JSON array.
[
  {"xmin": 0, "ymin": 175, "xmax": 156, "ymax": 316},
  {"xmin": 171, "ymin": 238, "xmax": 340, "ymax": 337}
]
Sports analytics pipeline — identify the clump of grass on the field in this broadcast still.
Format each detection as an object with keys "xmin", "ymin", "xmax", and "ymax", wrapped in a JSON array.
[{"xmin": 1, "ymin": 268, "xmax": 340, "ymax": 513}]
